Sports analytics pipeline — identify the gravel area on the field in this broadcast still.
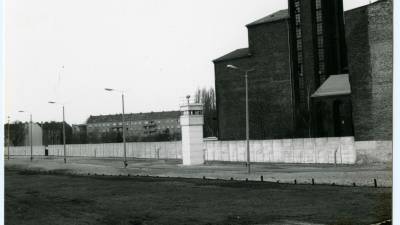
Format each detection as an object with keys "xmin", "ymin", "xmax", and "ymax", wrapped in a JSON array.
[{"xmin": 5, "ymin": 157, "xmax": 392, "ymax": 187}]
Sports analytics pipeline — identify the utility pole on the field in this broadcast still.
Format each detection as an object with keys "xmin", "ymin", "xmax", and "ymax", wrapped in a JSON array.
[
  {"xmin": 7, "ymin": 116, "xmax": 10, "ymax": 160},
  {"xmin": 105, "ymin": 88, "xmax": 128, "ymax": 168},
  {"xmin": 227, "ymin": 64, "xmax": 255, "ymax": 174},
  {"xmin": 62, "ymin": 105, "xmax": 66, "ymax": 163},
  {"xmin": 48, "ymin": 101, "xmax": 67, "ymax": 163},
  {"xmin": 30, "ymin": 113, "xmax": 33, "ymax": 161},
  {"xmin": 245, "ymin": 70, "xmax": 250, "ymax": 174},
  {"xmin": 122, "ymin": 93, "xmax": 127, "ymax": 167}
]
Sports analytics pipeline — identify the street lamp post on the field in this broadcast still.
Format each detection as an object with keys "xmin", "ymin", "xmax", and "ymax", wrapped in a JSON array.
[
  {"xmin": 105, "ymin": 88, "xmax": 128, "ymax": 168},
  {"xmin": 7, "ymin": 116, "xmax": 10, "ymax": 160},
  {"xmin": 48, "ymin": 101, "xmax": 67, "ymax": 163},
  {"xmin": 227, "ymin": 64, "xmax": 255, "ymax": 174},
  {"xmin": 18, "ymin": 111, "xmax": 33, "ymax": 161}
]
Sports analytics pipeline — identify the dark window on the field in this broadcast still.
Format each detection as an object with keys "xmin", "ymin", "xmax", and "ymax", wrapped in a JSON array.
[
  {"xmin": 299, "ymin": 91, "xmax": 306, "ymax": 102},
  {"xmin": 299, "ymin": 79, "xmax": 304, "ymax": 89},
  {"xmin": 298, "ymin": 63, "xmax": 303, "ymax": 75}
]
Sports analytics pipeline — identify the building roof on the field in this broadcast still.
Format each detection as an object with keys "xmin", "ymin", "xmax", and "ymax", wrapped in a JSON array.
[
  {"xmin": 311, "ymin": 74, "xmax": 351, "ymax": 98},
  {"xmin": 246, "ymin": 9, "xmax": 289, "ymax": 27},
  {"xmin": 87, "ymin": 111, "xmax": 181, "ymax": 124},
  {"xmin": 344, "ymin": 0, "xmax": 389, "ymax": 13},
  {"xmin": 213, "ymin": 48, "xmax": 251, "ymax": 63}
]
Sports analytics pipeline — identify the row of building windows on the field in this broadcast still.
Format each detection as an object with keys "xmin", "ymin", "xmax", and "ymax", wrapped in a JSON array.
[
  {"xmin": 294, "ymin": 0, "xmax": 306, "ymax": 105},
  {"xmin": 87, "ymin": 119, "xmax": 179, "ymax": 128},
  {"xmin": 315, "ymin": 0, "xmax": 326, "ymax": 83},
  {"xmin": 89, "ymin": 124, "xmax": 180, "ymax": 130},
  {"xmin": 93, "ymin": 125, "xmax": 181, "ymax": 133}
]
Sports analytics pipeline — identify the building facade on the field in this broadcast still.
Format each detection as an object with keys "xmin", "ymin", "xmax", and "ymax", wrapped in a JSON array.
[
  {"xmin": 214, "ymin": 10, "xmax": 295, "ymax": 140},
  {"xmin": 345, "ymin": 0, "xmax": 393, "ymax": 141},
  {"xmin": 86, "ymin": 111, "xmax": 181, "ymax": 142},
  {"xmin": 214, "ymin": 0, "xmax": 392, "ymax": 141},
  {"xmin": 289, "ymin": 0, "xmax": 353, "ymax": 138}
]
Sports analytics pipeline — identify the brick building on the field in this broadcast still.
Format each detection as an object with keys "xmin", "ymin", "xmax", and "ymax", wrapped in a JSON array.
[
  {"xmin": 345, "ymin": 0, "xmax": 393, "ymax": 141},
  {"xmin": 214, "ymin": 10, "xmax": 294, "ymax": 140},
  {"xmin": 214, "ymin": 0, "xmax": 392, "ymax": 141}
]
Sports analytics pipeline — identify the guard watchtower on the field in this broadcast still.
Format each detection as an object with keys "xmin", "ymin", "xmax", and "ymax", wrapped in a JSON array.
[{"xmin": 180, "ymin": 96, "xmax": 204, "ymax": 165}]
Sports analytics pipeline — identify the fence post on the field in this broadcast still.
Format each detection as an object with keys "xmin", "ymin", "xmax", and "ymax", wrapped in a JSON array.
[
  {"xmin": 203, "ymin": 148, "xmax": 206, "ymax": 164},
  {"xmin": 334, "ymin": 148, "xmax": 336, "ymax": 165},
  {"xmin": 313, "ymin": 139, "xmax": 317, "ymax": 163}
]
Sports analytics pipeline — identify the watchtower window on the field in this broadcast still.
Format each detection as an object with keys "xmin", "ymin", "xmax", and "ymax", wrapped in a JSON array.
[{"xmin": 189, "ymin": 110, "xmax": 202, "ymax": 115}]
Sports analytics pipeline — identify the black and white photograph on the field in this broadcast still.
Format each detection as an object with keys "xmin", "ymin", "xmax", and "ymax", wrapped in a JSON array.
[{"xmin": 3, "ymin": 0, "xmax": 395, "ymax": 224}]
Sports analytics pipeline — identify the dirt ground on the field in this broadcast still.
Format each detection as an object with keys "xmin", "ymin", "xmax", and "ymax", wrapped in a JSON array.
[{"xmin": 5, "ymin": 167, "xmax": 391, "ymax": 225}]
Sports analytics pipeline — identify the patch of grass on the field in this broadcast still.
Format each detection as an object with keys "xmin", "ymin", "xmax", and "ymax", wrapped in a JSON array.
[{"xmin": 5, "ymin": 169, "xmax": 392, "ymax": 225}]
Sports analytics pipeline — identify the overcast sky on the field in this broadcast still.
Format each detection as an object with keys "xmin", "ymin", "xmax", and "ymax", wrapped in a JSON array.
[{"xmin": 5, "ymin": 0, "xmax": 375, "ymax": 124}]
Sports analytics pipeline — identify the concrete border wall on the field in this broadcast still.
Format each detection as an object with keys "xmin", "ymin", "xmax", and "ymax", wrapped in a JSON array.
[
  {"xmin": 5, "ymin": 137, "xmax": 360, "ymax": 164},
  {"xmin": 6, "ymin": 142, "xmax": 182, "ymax": 159},
  {"xmin": 355, "ymin": 141, "xmax": 392, "ymax": 163},
  {"xmin": 204, "ymin": 137, "xmax": 356, "ymax": 164}
]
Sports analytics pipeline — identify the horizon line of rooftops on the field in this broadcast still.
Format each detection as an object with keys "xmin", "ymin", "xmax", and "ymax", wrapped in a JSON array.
[{"xmin": 7, "ymin": 110, "xmax": 183, "ymax": 126}]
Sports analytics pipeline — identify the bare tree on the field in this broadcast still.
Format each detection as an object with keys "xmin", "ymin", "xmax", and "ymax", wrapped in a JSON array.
[{"xmin": 194, "ymin": 87, "xmax": 218, "ymax": 137}]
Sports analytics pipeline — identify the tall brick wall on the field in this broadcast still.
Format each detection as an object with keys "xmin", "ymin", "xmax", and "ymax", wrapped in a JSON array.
[
  {"xmin": 345, "ymin": 0, "xmax": 392, "ymax": 141},
  {"xmin": 214, "ymin": 1, "xmax": 392, "ymax": 141},
  {"xmin": 214, "ymin": 19, "xmax": 295, "ymax": 140}
]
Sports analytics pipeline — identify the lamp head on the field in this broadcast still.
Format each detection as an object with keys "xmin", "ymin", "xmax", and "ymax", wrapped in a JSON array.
[
  {"xmin": 105, "ymin": 88, "xmax": 114, "ymax": 91},
  {"xmin": 48, "ymin": 101, "xmax": 56, "ymax": 104}
]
